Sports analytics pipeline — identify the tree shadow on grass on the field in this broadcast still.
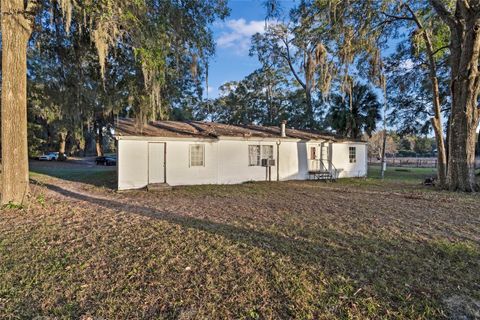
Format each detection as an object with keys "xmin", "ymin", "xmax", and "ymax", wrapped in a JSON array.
[
  {"xmin": 38, "ymin": 181, "xmax": 480, "ymax": 317},
  {"xmin": 30, "ymin": 165, "xmax": 117, "ymax": 190}
]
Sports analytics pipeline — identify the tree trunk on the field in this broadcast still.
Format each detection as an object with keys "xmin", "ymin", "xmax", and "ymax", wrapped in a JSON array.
[
  {"xmin": 423, "ymin": 35, "xmax": 447, "ymax": 188},
  {"xmin": 431, "ymin": 113, "xmax": 448, "ymax": 187},
  {"xmin": 95, "ymin": 123, "xmax": 104, "ymax": 157},
  {"xmin": 46, "ymin": 125, "xmax": 53, "ymax": 153},
  {"xmin": 429, "ymin": 0, "xmax": 480, "ymax": 191},
  {"xmin": 477, "ymin": 130, "xmax": 480, "ymax": 159},
  {"xmin": 405, "ymin": 4, "xmax": 448, "ymax": 188},
  {"xmin": 83, "ymin": 122, "xmax": 91, "ymax": 157},
  {"xmin": 1, "ymin": 0, "xmax": 32, "ymax": 205},
  {"xmin": 65, "ymin": 131, "xmax": 74, "ymax": 155},
  {"xmin": 446, "ymin": 18, "xmax": 480, "ymax": 191},
  {"xmin": 448, "ymin": 85, "xmax": 480, "ymax": 191},
  {"xmin": 380, "ymin": 129, "xmax": 387, "ymax": 179},
  {"xmin": 266, "ymin": 83, "xmax": 273, "ymax": 125},
  {"xmin": 305, "ymin": 89, "xmax": 315, "ymax": 129},
  {"xmin": 448, "ymin": 109, "xmax": 479, "ymax": 191},
  {"xmin": 427, "ymin": 61, "xmax": 447, "ymax": 189},
  {"xmin": 58, "ymin": 132, "xmax": 67, "ymax": 154}
]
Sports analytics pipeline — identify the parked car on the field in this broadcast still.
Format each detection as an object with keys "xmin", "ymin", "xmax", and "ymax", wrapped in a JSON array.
[
  {"xmin": 95, "ymin": 156, "xmax": 117, "ymax": 166},
  {"xmin": 38, "ymin": 152, "xmax": 65, "ymax": 161}
]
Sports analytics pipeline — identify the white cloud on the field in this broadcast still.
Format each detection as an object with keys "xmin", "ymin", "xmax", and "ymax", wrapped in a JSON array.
[
  {"xmin": 217, "ymin": 19, "xmax": 268, "ymax": 56},
  {"xmin": 399, "ymin": 59, "xmax": 415, "ymax": 70},
  {"xmin": 206, "ymin": 86, "xmax": 218, "ymax": 98}
]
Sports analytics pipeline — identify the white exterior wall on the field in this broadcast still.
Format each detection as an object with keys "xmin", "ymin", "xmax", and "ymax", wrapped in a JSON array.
[
  {"xmin": 164, "ymin": 140, "xmax": 219, "ymax": 186},
  {"xmin": 331, "ymin": 143, "xmax": 368, "ymax": 178},
  {"xmin": 118, "ymin": 139, "xmax": 219, "ymax": 190},
  {"xmin": 278, "ymin": 141, "xmax": 309, "ymax": 181},
  {"xmin": 117, "ymin": 137, "xmax": 368, "ymax": 190},
  {"xmin": 217, "ymin": 140, "xmax": 277, "ymax": 184},
  {"xmin": 118, "ymin": 140, "xmax": 149, "ymax": 190}
]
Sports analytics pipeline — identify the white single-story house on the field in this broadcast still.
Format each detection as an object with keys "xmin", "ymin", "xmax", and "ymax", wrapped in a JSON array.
[{"xmin": 115, "ymin": 118, "xmax": 368, "ymax": 190}]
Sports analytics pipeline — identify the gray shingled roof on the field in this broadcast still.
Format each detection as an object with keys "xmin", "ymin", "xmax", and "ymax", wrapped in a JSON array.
[{"xmin": 115, "ymin": 118, "xmax": 364, "ymax": 142}]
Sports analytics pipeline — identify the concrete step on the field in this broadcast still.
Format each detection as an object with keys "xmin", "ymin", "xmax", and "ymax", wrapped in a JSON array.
[{"xmin": 147, "ymin": 183, "xmax": 172, "ymax": 192}]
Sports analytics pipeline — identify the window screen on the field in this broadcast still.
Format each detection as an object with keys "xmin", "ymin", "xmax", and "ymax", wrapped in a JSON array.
[
  {"xmin": 190, "ymin": 144, "xmax": 205, "ymax": 167},
  {"xmin": 249, "ymin": 145, "xmax": 261, "ymax": 166},
  {"xmin": 349, "ymin": 147, "xmax": 357, "ymax": 163}
]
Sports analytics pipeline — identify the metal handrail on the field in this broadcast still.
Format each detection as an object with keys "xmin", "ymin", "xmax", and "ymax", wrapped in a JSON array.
[
  {"xmin": 319, "ymin": 159, "xmax": 328, "ymax": 172},
  {"xmin": 319, "ymin": 159, "xmax": 338, "ymax": 180},
  {"xmin": 330, "ymin": 161, "xmax": 338, "ymax": 180},
  {"xmin": 309, "ymin": 159, "xmax": 338, "ymax": 179}
]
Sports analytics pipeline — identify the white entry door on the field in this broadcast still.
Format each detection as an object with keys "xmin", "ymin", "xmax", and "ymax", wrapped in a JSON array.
[{"xmin": 148, "ymin": 143, "xmax": 165, "ymax": 184}]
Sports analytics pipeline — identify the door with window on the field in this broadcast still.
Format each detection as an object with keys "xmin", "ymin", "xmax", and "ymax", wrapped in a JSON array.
[
  {"xmin": 308, "ymin": 145, "xmax": 320, "ymax": 171},
  {"xmin": 148, "ymin": 143, "xmax": 165, "ymax": 184}
]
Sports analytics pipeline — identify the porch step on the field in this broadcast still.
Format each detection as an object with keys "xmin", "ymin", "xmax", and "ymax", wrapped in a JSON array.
[
  {"xmin": 147, "ymin": 183, "xmax": 172, "ymax": 191},
  {"xmin": 308, "ymin": 171, "xmax": 335, "ymax": 182}
]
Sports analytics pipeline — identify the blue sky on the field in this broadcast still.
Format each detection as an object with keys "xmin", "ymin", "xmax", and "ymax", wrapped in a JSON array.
[
  {"xmin": 206, "ymin": 1, "xmax": 480, "ymax": 135},
  {"xmin": 208, "ymin": 0, "xmax": 295, "ymax": 98}
]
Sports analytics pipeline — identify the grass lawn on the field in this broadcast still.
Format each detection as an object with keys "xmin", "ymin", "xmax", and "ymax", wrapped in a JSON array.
[
  {"xmin": 1, "ymin": 166, "xmax": 479, "ymax": 319},
  {"xmin": 367, "ymin": 165, "xmax": 438, "ymax": 182},
  {"xmin": 367, "ymin": 165, "xmax": 480, "ymax": 183},
  {"xmin": 29, "ymin": 161, "xmax": 117, "ymax": 189}
]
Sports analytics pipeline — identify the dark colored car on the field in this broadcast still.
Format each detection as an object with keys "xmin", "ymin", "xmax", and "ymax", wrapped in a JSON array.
[{"xmin": 95, "ymin": 156, "xmax": 117, "ymax": 166}]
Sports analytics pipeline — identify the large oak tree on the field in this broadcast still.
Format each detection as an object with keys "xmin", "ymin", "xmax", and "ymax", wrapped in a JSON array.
[
  {"xmin": 1, "ymin": 0, "xmax": 228, "ymax": 204},
  {"xmin": 428, "ymin": 0, "xmax": 480, "ymax": 191},
  {"xmin": 1, "ymin": 0, "xmax": 145, "ymax": 204}
]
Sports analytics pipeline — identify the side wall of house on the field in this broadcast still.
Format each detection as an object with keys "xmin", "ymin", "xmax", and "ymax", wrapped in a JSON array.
[
  {"xmin": 278, "ymin": 141, "xmax": 309, "ymax": 181},
  {"xmin": 118, "ymin": 138, "xmax": 298, "ymax": 189},
  {"xmin": 118, "ymin": 139, "xmax": 220, "ymax": 190},
  {"xmin": 117, "ymin": 138, "xmax": 368, "ymax": 190},
  {"xmin": 118, "ymin": 139, "xmax": 149, "ymax": 190},
  {"xmin": 217, "ymin": 140, "xmax": 277, "ymax": 184},
  {"xmin": 164, "ymin": 140, "xmax": 219, "ymax": 186},
  {"xmin": 331, "ymin": 143, "xmax": 368, "ymax": 178}
]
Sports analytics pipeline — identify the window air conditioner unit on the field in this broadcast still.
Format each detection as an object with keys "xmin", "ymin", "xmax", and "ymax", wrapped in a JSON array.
[{"xmin": 262, "ymin": 159, "xmax": 276, "ymax": 167}]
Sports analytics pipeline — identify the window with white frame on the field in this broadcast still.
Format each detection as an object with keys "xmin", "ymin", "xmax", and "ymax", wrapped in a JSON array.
[
  {"xmin": 349, "ymin": 146, "xmax": 357, "ymax": 163},
  {"xmin": 190, "ymin": 144, "xmax": 205, "ymax": 167},
  {"xmin": 248, "ymin": 145, "xmax": 261, "ymax": 166},
  {"xmin": 249, "ymin": 145, "xmax": 274, "ymax": 166},
  {"xmin": 261, "ymin": 145, "xmax": 274, "ymax": 160}
]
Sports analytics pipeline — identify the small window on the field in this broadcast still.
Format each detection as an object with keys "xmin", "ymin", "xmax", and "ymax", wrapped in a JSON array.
[
  {"xmin": 249, "ymin": 145, "xmax": 261, "ymax": 166},
  {"xmin": 310, "ymin": 147, "xmax": 317, "ymax": 160},
  {"xmin": 261, "ymin": 145, "xmax": 274, "ymax": 160},
  {"xmin": 190, "ymin": 144, "xmax": 205, "ymax": 167},
  {"xmin": 349, "ymin": 147, "xmax": 356, "ymax": 163}
]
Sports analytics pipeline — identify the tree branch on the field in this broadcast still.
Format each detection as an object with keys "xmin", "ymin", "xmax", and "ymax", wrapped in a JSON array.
[
  {"xmin": 432, "ymin": 45, "xmax": 449, "ymax": 56},
  {"xmin": 428, "ymin": 0, "xmax": 457, "ymax": 27},
  {"xmin": 381, "ymin": 12, "xmax": 414, "ymax": 22},
  {"xmin": 281, "ymin": 37, "xmax": 306, "ymax": 90}
]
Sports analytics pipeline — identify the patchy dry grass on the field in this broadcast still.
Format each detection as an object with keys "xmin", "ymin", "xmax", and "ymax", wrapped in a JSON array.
[{"xmin": 1, "ymin": 169, "xmax": 479, "ymax": 319}]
